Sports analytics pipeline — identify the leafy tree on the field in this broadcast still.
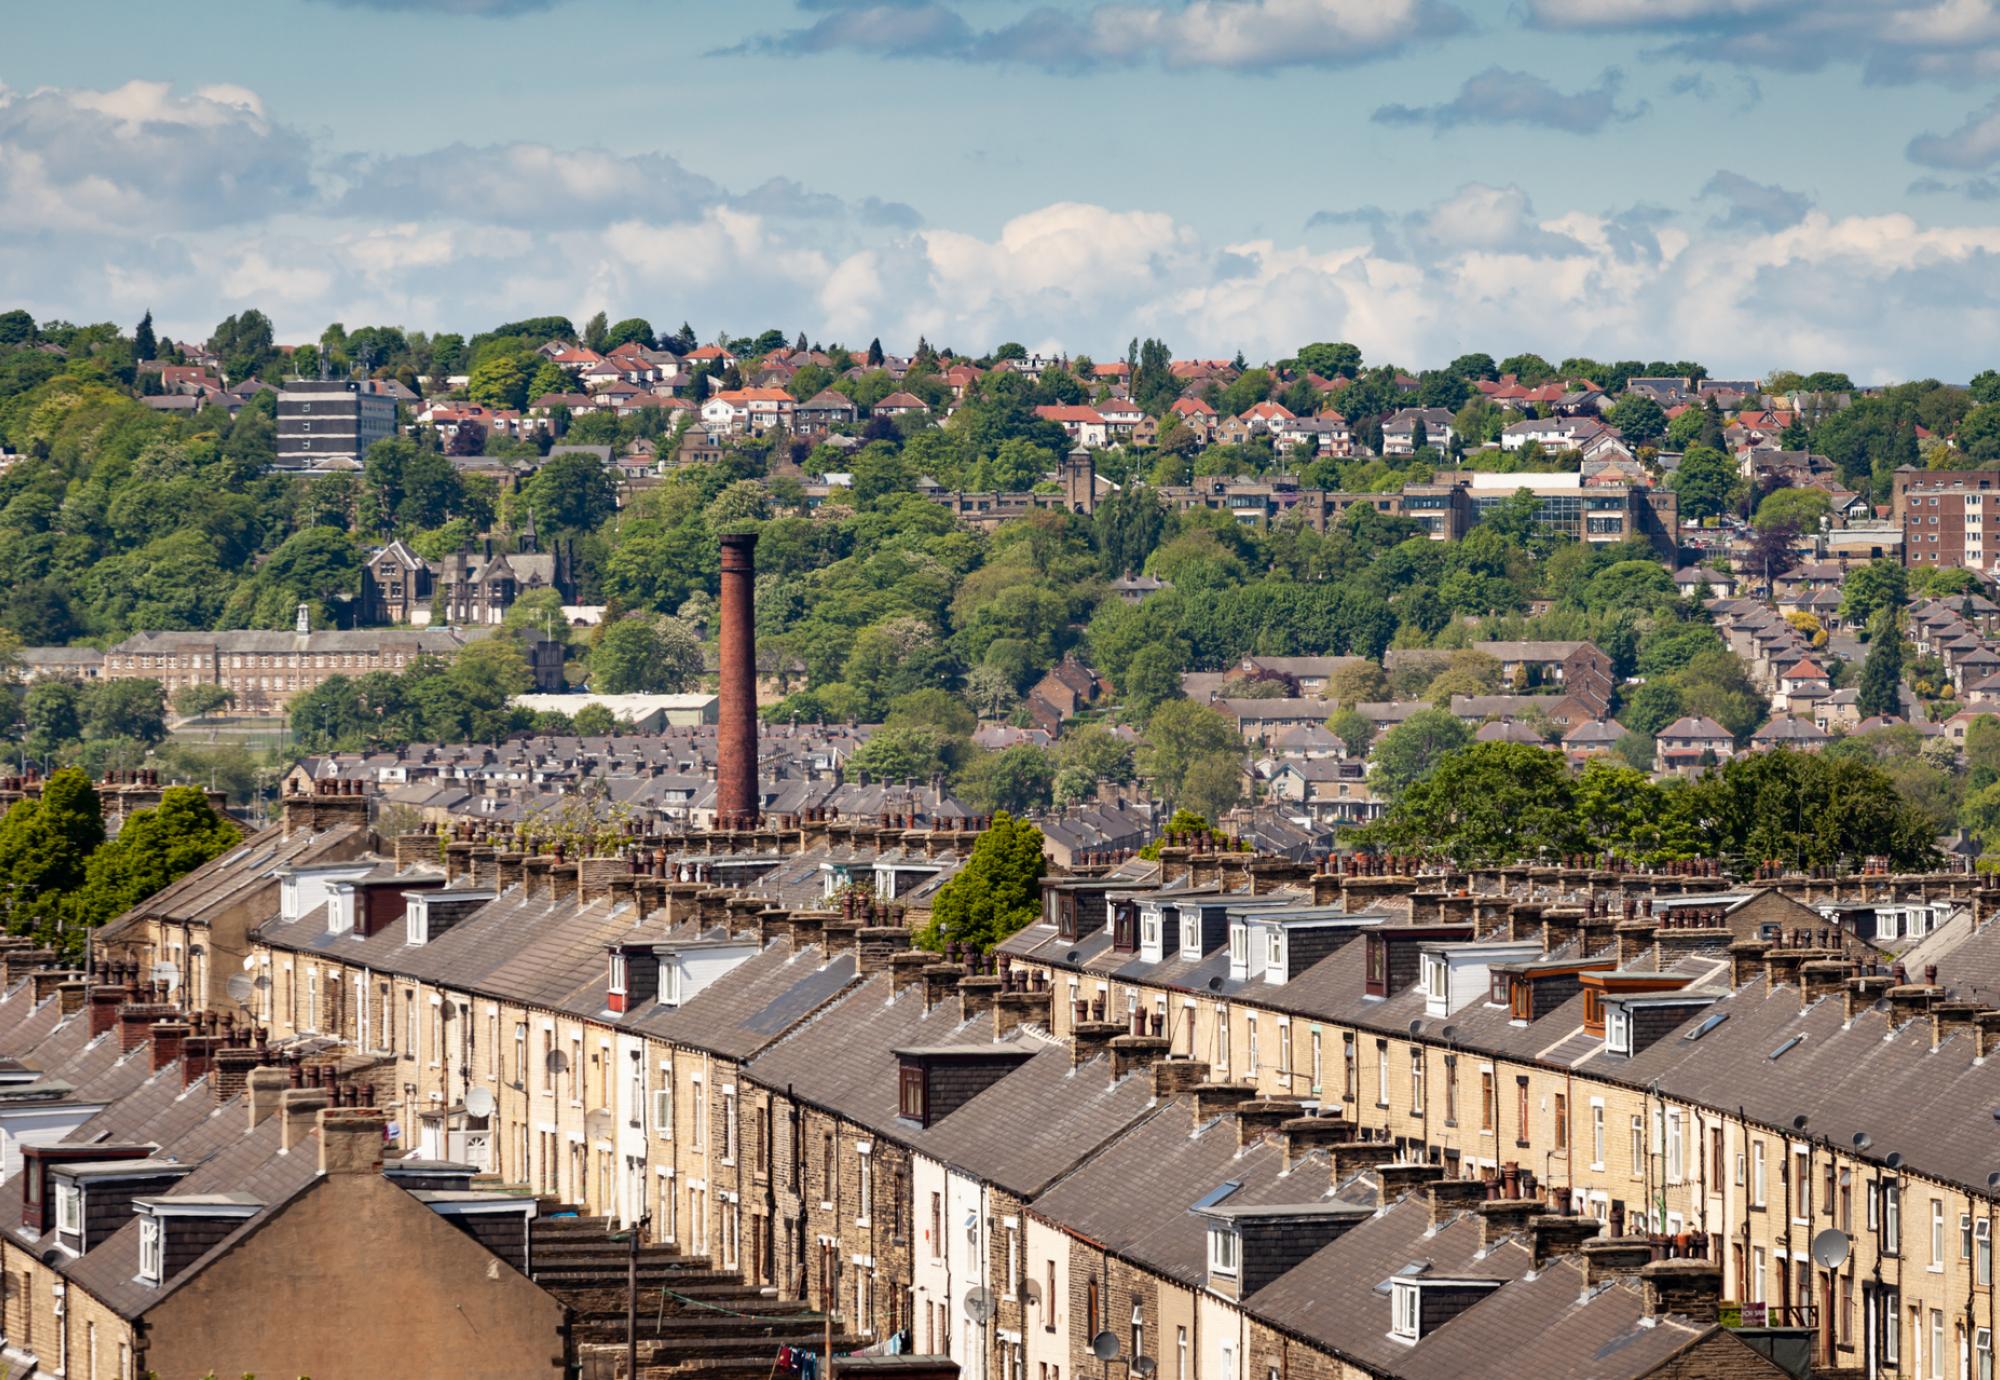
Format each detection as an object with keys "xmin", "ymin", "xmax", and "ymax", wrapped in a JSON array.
[
  {"xmin": 171, "ymin": 684, "xmax": 235, "ymax": 720},
  {"xmin": 1970, "ymin": 370, "xmax": 2000, "ymax": 406},
  {"xmin": 1840, "ymin": 560, "xmax": 1908, "ymax": 629},
  {"xmin": 850, "ymin": 727, "xmax": 955, "ymax": 785},
  {"xmin": 1182, "ymin": 753, "xmax": 1243, "ymax": 822},
  {"xmin": 964, "ymin": 744, "xmax": 1056, "ymax": 814},
  {"xmin": 58, "ymin": 786, "xmax": 239, "ymax": 954},
  {"xmin": 589, "ymin": 615, "xmax": 702, "ymax": 694},
  {"xmin": 522, "ymin": 452, "xmax": 618, "ymax": 533},
  {"xmin": 1856, "ymin": 614, "xmax": 1905, "ymax": 720},
  {"xmin": 1328, "ymin": 708, "xmax": 1375, "ymax": 757},
  {"xmin": 1294, "ymin": 342, "xmax": 1363, "ymax": 380},
  {"xmin": 79, "ymin": 680, "xmax": 167, "ymax": 747},
  {"xmin": 0, "ymin": 309, "xmax": 34, "ymax": 346},
  {"xmin": 917, "ymin": 811, "xmax": 1044, "ymax": 952},
  {"xmin": 1621, "ymin": 682, "xmax": 1684, "ymax": 738},
  {"xmin": 1139, "ymin": 700, "xmax": 1240, "ymax": 807},
  {"xmin": 1754, "ymin": 486, "xmax": 1829, "ymax": 532},
  {"xmin": 1363, "ymin": 742, "xmax": 1581, "ymax": 864},
  {"xmin": 572, "ymin": 702, "xmax": 620, "ymax": 735},
  {"xmin": 1669, "ymin": 445, "xmax": 1740, "ymax": 520},
  {"xmin": 0, "ymin": 768, "xmax": 104, "ymax": 936},
  {"xmin": 1370, "ymin": 707, "xmax": 1474, "ymax": 799},
  {"xmin": 467, "ymin": 349, "xmax": 537, "ymax": 410},
  {"xmin": 1607, "ymin": 394, "xmax": 1666, "ymax": 444}
]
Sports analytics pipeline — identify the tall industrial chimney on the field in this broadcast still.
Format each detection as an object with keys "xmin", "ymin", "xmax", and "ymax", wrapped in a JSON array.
[{"xmin": 717, "ymin": 532, "xmax": 759, "ymax": 829}]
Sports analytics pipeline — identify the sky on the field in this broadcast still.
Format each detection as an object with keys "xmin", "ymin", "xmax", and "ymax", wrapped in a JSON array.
[{"xmin": 5, "ymin": 0, "xmax": 2000, "ymax": 381}]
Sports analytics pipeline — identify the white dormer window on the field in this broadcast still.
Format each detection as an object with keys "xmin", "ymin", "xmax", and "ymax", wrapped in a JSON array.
[
  {"xmin": 1391, "ymin": 1279, "xmax": 1420, "ymax": 1342},
  {"xmin": 1208, "ymin": 1227, "xmax": 1240, "ymax": 1277},
  {"xmin": 405, "ymin": 897, "xmax": 428, "ymax": 947},
  {"xmin": 138, "ymin": 1216, "xmax": 163, "ymax": 1283},
  {"xmin": 1605, "ymin": 1005, "xmax": 1633, "ymax": 1055},
  {"xmin": 1228, "ymin": 925, "xmax": 1246, "ymax": 967},
  {"xmin": 1180, "ymin": 910, "xmax": 1203, "ymax": 961},
  {"xmin": 1266, "ymin": 931, "xmax": 1283, "ymax": 973},
  {"xmin": 56, "ymin": 1182, "xmax": 81, "ymax": 1236},
  {"xmin": 608, "ymin": 952, "xmax": 628, "ymax": 997}
]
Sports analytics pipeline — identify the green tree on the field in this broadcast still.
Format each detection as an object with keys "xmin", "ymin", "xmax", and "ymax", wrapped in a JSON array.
[
  {"xmin": 1181, "ymin": 753, "xmax": 1243, "ymax": 821},
  {"xmin": 1370, "ymin": 707, "xmax": 1474, "ymax": 799},
  {"xmin": 79, "ymin": 680, "xmax": 168, "ymax": 747},
  {"xmin": 1754, "ymin": 486, "xmax": 1830, "ymax": 532},
  {"xmin": 1840, "ymin": 560, "xmax": 1908, "ymax": 629},
  {"xmin": 850, "ymin": 727, "xmax": 955, "ymax": 785},
  {"xmin": 917, "ymin": 811, "xmax": 1045, "ymax": 953},
  {"xmin": 132, "ymin": 309, "xmax": 157, "ymax": 362},
  {"xmin": 1856, "ymin": 614, "xmax": 1905, "ymax": 720},
  {"xmin": 467, "ymin": 349, "xmax": 537, "ymax": 410},
  {"xmin": 1138, "ymin": 700, "xmax": 1241, "ymax": 807},
  {"xmin": 1363, "ymin": 742, "xmax": 1581, "ymax": 864},
  {"xmin": 171, "ymin": 684, "xmax": 235, "ymax": 720},
  {"xmin": 521, "ymin": 452, "xmax": 618, "ymax": 533},
  {"xmin": 965, "ymin": 745, "xmax": 1056, "ymax": 815},
  {"xmin": 1607, "ymin": 394, "xmax": 1666, "ymax": 444},
  {"xmin": 1328, "ymin": 708, "xmax": 1375, "ymax": 757},
  {"xmin": 1669, "ymin": 445, "xmax": 1740, "ymax": 521},
  {"xmin": 572, "ymin": 702, "xmax": 619, "ymax": 735},
  {"xmin": 589, "ymin": 616, "xmax": 702, "ymax": 694},
  {"xmin": 59, "ymin": 786, "xmax": 239, "ymax": 954},
  {"xmin": 0, "ymin": 768, "xmax": 104, "ymax": 936}
]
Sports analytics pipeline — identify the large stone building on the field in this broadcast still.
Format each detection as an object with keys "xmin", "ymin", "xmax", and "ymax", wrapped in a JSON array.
[
  {"xmin": 275, "ymin": 379, "xmax": 398, "ymax": 471},
  {"xmin": 360, "ymin": 517, "xmax": 576, "ymax": 627},
  {"xmin": 99, "ymin": 620, "xmax": 561, "ymax": 713}
]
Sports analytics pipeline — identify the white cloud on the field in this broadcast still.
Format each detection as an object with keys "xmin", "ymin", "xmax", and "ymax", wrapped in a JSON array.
[
  {"xmin": 0, "ymin": 81, "xmax": 314, "ymax": 233},
  {"xmin": 1908, "ymin": 97, "xmax": 2000, "ymax": 170},
  {"xmin": 1523, "ymin": 0, "xmax": 2000, "ymax": 83},
  {"xmin": 728, "ymin": 0, "xmax": 1468, "ymax": 71}
]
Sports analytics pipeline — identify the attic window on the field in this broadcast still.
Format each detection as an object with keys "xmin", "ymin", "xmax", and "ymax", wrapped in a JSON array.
[
  {"xmin": 1191, "ymin": 1180, "xmax": 1241, "ymax": 1213},
  {"xmin": 1208, "ymin": 1226, "xmax": 1240, "ymax": 1278},
  {"xmin": 1605, "ymin": 1006, "xmax": 1633, "ymax": 1055},
  {"xmin": 898, "ymin": 1065, "xmax": 928, "ymax": 1125},
  {"xmin": 1684, "ymin": 1012, "xmax": 1729, "ymax": 1042},
  {"xmin": 1391, "ymin": 1279, "xmax": 1421, "ymax": 1342},
  {"xmin": 138, "ymin": 1216, "xmax": 162, "ymax": 1283},
  {"xmin": 1769, "ymin": 1035, "xmax": 1805, "ymax": 1061}
]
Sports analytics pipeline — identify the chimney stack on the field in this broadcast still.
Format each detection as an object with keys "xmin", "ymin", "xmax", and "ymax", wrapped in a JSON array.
[{"xmin": 717, "ymin": 532, "xmax": 759, "ymax": 829}]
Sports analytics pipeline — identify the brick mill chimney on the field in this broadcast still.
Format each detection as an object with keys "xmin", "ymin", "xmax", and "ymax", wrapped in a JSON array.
[{"xmin": 717, "ymin": 531, "xmax": 759, "ymax": 828}]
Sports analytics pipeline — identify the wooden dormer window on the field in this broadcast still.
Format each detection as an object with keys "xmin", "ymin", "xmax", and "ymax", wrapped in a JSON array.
[
  {"xmin": 1509, "ymin": 978, "xmax": 1533, "ymax": 1023},
  {"xmin": 898, "ymin": 1065, "xmax": 928, "ymax": 1125},
  {"xmin": 1582, "ymin": 987, "xmax": 1605, "ymax": 1035}
]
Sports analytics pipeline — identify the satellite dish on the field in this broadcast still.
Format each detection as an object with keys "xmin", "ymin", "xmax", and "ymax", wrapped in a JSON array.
[
  {"xmin": 1440, "ymin": 1025, "xmax": 1459, "ymax": 1044},
  {"xmin": 1408, "ymin": 1019, "xmax": 1424, "ymax": 1038},
  {"xmin": 1066, "ymin": 951, "xmax": 1081, "ymax": 963},
  {"xmin": 1811, "ymin": 1228, "xmax": 1851, "ymax": 1270},
  {"xmin": 1987, "ymin": 1171, "xmax": 2000, "ymax": 1192},
  {"xmin": 1133, "ymin": 1359, "xmax": 1158, "ymax": 1378},
  {"xmin": 963, "ymin": 1286, "xmax": 998, "ymax": 1324},
  {"xmin": 225, "ymin": 974, "xmax": 253, "ymax": 1003},
  {"xmin": 465, "ymin": 1087, "xmax": 496, "ymax": 1118},
  {"xmin": 439, "ymin": 1003, "xmax": 457, "ymax": 1022},
  {"xmin": 1792, "ymin": 1114, "xmax": 1809, "ymax": 1132},
  {"xmin": 1206, "ymin": 976, "xmax": 1223, "ymax": 992},
  {"xmin": 253, "ymin": 975, "xmax": 270, "ymax": 992},
  {"xmin": 546, "ymin": 1049, "xmax": 569, "ymax": 1075},
  {"xmin": 241, "ymin": 955, "xmax": 258, "ymax": 971},
  {"xmin": 585, "ymin": 1108, "xmax": 615, "ymax": 1139},
  {"xmin": 1091, "ymin": 1331, "xmax": 1121, "ymax": 1362},
  {"xmin": 1853, "ymin": 1131, "xmax": 1872, "ymax": 1152},
  {"xmin": 1885, "ymin": 1152, "xmax": 1904, "ymax": 1170},
  {"xmin": 1023, "ymin": 1278, "xmax": 1042, "ymax": 1307}
]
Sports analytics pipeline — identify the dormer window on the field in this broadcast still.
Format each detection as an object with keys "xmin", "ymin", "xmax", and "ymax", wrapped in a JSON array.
[
  {"xmin": 1208, "ymin": 1226, "xmax": 1240, "ymax": 1278},
  {"xmin": 1228, "ymin": 925, "xmax": 1247, "ymax": 971},
  {"xmin": 1391, "ymin": 1279, "xmax": 1420, "ymax": 1342},
  {"xmin": 138, "ymin": 1216, "xmax": 163, "ymax": 1283},
  {"xmin": 1605, "ymin": 1005, "xmax": 1633, "ymax": 1055},
  {"xmin": 608, "ymin": 953, "xmax": 630, "ymax": 1014},
  {"xmin": 56, "ymin": 1182, "xmax": 80, "ymax": 1237},
  {"xmin": 1265, "ymin": 931, "xmax": 1283, "ymax": 973},
  {"xmin": 898, "ymin": 1066, "xmax": 928, "ymax": 1124}
]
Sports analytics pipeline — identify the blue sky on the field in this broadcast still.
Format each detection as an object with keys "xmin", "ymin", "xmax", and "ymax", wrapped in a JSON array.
[{"xmin": 5, "ymin": 0, "xmax": 2000, "ymax": 379}]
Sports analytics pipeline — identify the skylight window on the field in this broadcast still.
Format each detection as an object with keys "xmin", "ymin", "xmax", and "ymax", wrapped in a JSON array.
[
  {"xmin": 1190, "ymin": 1180, "xmax": 1241, "ymax": 1213},
  {"xmin": 1683, "ymin": 1012, "xmax": 1729, "ymax": 1042},
  {"xmin": 1768, "ymin": 1035, "xmax": 1805, "ymax": 1061}
]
